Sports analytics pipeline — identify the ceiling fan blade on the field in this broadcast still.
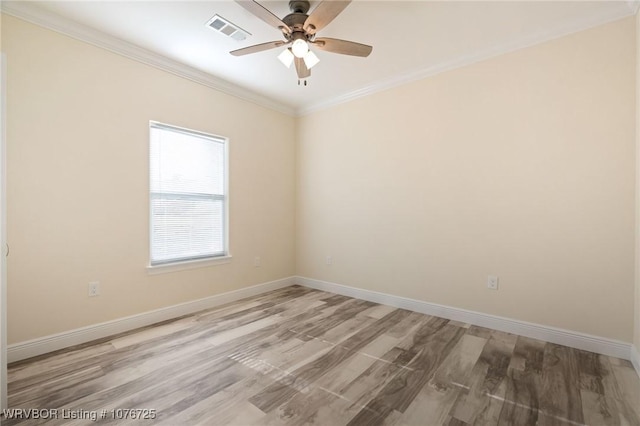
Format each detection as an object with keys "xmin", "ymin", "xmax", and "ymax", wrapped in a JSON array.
[
  {"xmin": 235, "ymin": 0, "xmax": 291, "ymax": 34},
  {"xmin": 294, "ymin": 57, "xmax": 311, "ymax": 79},
  {"xmin": 304, "ymin": 1, "xmax": 351, "ymax": 34},
  {"xmin": 230, "ymin": 40, "xmax": 287, "ymax": 56},
  {"xmin": 313, "ymin": 37, "xmax": 372, "ymax": 57}
]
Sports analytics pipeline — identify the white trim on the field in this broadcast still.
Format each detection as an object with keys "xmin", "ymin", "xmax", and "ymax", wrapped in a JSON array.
[
  {"xmin": 627, "ymin": 1, "xmax": 640, "ymax": 15},
  {"xmin": 147, "ymin": 255, "xmax": 232, "ymax": 275},
  {"xmin": 631, "ymin": 345, "xmax": 640, "ymax": 379},
  {"xmin": 7, "ymin": 275, "xmax": 637, "ymax": 368},
  {"xmin": 298, "ymin": 9, "xmax": 635, "ymax": 116},
  {"xmin": 0, "ymin": 1, "xmax": 295, "ymax": 117},
  {"xmin": 7, "ymin": 276, "xmax": 295, "ymax": 363},
  {"xmin": 0, "ymin": 52, "xmax": 7, "ymax": 411},
  {"xmin": 295, "ymin": 276, "xmax": 632, "ymax": 360}
]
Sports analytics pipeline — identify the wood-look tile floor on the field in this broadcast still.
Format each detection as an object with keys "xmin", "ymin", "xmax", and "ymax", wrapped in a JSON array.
[{"xmin": 5, "ymin": 285, "xmax": 640, "ymax": 425}]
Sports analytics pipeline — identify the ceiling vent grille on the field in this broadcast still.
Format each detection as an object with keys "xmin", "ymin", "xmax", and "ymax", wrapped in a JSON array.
[{"xmin": 206, "ymin": 15, "xmax": 251, "ymax": 41}]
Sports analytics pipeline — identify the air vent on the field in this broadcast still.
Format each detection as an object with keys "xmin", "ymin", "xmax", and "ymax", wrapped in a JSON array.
[{"xmin": 206, "ymin": 15, "xmax": 251, "ymax": 41}]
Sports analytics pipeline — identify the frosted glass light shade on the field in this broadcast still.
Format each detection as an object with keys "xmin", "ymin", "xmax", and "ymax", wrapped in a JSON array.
[
  {"xmin": 278, "ymin": 49, "xmax": 294, "ymax": 68},
  {"xmin": 291, "ymin": 39, "xmax": 308, "ymax": 58},
  {"xmin": 303, "ymin": 50, "xmax": 320, "ymax": 69}
]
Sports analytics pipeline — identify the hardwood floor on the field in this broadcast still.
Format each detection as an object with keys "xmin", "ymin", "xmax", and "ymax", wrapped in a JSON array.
[{"xmin": 5, "ymin": 285, "xmax": 640, "ymax": 425}]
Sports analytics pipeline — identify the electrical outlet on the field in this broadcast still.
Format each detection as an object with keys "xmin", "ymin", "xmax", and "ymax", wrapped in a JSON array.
[
  {"xmin": 487, "ymin": 275, "xmax": 499, "ymax": 290},
  {"xmin": 326, "ymin": 256, "xmax": 332, "ymax": 265},
  {"xmin": 88, "ymin": 281, "xmax": 100, "ymax": 297},
  {"xmin": 254, "ymin": 256, "xmax": 261, "ymax": 267}
]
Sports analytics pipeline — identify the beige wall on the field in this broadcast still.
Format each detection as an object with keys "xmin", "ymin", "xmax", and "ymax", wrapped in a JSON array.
[
  {"xmin": 297, "ymin": 17, "xmax": 636, "ymax": 342},
  {"xmin": 3, "ymin": 15, "xmax": 296, "ymax": 344},
  {"xmin": 4, "ymin": 12, "xmax": 638, "ymax": 346},
  {"xmin": 635, "ymin": 9, "xmax": 640, "ymax": 351}
]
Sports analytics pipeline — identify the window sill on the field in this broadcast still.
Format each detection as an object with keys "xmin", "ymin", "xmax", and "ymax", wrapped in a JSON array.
[{"xmin": 147, "ymin": 255, "xmax": 232, "ymax": 275}]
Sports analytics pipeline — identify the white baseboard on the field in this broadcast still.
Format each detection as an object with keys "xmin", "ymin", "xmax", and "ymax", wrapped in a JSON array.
[
  {"xmin": 7, "ymin": 276, "xmax": 295, "ymax": 363},
  {"xmin": 631, "ymin": 345, "xmax": 640, "ymax": 378},
  {"xmin": 9, "ymin": 275, "xmax": 638, "ymax": 375},
  {"xmin": 295, "ymin": 276, "xmax": 633, "ymax": 361}
]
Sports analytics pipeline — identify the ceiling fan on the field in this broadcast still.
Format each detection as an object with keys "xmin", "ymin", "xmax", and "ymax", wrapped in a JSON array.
[{"xmin": 231, "ymin": 0, "xmax": 372, "ymax": 82}]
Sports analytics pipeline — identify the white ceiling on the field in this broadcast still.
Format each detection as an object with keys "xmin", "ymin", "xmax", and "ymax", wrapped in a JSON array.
[{"xmin": 3, "ymin": 1, "xmax": 638, "ymax": 114}]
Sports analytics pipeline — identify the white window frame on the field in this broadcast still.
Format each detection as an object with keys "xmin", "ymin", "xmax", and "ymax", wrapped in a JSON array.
[{"xmin": 147, "ymin": 121, "xmax": 230, "ymax": 273}]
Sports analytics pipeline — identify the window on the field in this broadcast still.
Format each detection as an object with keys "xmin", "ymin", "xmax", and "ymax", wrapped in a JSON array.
[{"xmin": 149, "ymin": 122, "xmax": 228, "ymax": 266}]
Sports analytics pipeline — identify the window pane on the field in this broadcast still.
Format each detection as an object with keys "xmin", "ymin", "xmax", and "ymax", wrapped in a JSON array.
[
  {"xmin": 151, "ymin": 197, "xmax": 224, "ymax": 263},
  {"xmin": 150, "ymin": 126, "xmax": 225, "ymax": 195},
  {"xmin": 149, "ymin": 122, "xmax": 227, "ymax": 265}
]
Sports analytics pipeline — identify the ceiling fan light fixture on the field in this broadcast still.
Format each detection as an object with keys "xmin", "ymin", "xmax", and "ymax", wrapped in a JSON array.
[
  {"xmin": 291, "ymin": 38, "xmax": 309, "ymax": 58},
  {"xmin": 303, "ymin": 50, "xmax": 320, "ymax": 69},
  {"xmin": 278, "ymin": 48, "xmax": 294, "ymax": 68}
]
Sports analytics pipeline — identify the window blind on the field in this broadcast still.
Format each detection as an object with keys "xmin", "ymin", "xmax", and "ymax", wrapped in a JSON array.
[{"xmin": 149, "ymin": 122, "xmax": 227, "ymax": 265}]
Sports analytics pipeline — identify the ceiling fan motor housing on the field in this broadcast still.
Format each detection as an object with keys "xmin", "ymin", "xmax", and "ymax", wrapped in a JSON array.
[
  {"xmin": 289, "ymin": 0, "xmax": 310, "ymax": 14},
  {"xmin": 282, "ymin": 7, "xmax": 312, "ymax": 42}
]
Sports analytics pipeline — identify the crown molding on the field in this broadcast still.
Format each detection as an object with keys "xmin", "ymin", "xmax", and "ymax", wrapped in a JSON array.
[
  {"xmin": 1, "ymin": 1, "xmax": 635, "ymax": 118},
  {"xmin": 299, "ymin": 5, "xmax": 635, "ymax": 116},
  {"xmin": 0, "ymin": 1, "xmax": 296, "ymax": 117}
]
